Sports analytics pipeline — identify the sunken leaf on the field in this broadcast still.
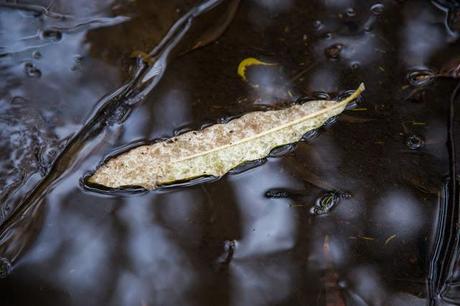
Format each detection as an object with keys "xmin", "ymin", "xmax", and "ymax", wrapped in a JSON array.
[{"xmin": 88, "ymin": 83, "xmax": 365, "ymax": 190}]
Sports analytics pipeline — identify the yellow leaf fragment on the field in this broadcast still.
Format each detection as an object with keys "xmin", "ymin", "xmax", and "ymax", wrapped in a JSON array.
[
  {"xmin": 237, "ymin": 57, "xmax": 276, "ymax": 81},
  {"xmin": 88, "ymin": 83, "xmax": 365, "ymax": 190},
  {"xmin": 130, "ymin": 50, "xmax": 154, "ymax": 65}
]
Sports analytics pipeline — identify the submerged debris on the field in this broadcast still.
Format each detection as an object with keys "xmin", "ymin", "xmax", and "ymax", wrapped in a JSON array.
[{"xmin": 310, "ymin": 191, "xmax": 343, "ymax": 215}]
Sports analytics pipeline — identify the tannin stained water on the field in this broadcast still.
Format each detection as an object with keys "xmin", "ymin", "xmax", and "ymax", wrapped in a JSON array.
[{"xmin": 0, "ymin": 0, "xmax": 460, "ymax": 305}]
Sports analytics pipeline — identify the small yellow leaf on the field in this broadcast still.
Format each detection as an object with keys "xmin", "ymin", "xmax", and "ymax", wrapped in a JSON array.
[
  {"xmin": 130, "ymin": 50, "xmax": 154, "ymax": 65},
  {"xmin": 237, "ymin": 57, "xmax": 276, "ymax": 81}
]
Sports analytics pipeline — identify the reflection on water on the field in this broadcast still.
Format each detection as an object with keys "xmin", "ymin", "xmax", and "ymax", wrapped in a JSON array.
[
  {"xmin": 0, "ymin": 0, "xmax": 459, "ymax": 305},
  {"xmin": 402, "ymin": 1, "xmax": 444, "ymax": 67},
  {"xmin": 373, "ymin": 191, "xmax": 424, "ymax": 239},
  {"xmin": 232, "ymin": 163, "xmax": 297, "ymax": 258}
]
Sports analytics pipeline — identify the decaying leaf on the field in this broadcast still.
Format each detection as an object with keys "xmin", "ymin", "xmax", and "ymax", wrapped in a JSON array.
[{"xmin": 88, "ymin": 83, "xmax": 365, "ymax": 190}]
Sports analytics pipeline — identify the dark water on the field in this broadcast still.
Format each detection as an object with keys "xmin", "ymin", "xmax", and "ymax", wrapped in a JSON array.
[{"xmin": 0, "ymin": 0, "xmax": 460, "ymax": 305}]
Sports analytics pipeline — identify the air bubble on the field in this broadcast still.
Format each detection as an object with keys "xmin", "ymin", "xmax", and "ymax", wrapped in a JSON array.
[
  {"xmin": 32, "ymin": 50, "xmax": 42, "ymax": 59},
  {"xmin": 217, "ymin": 240, "xmax": 236, "ymax": 266},
  {"xmin": 312, "ymin": 92, "xmax": 331, "ymax": 100},
  {"xmin": 338, "ymin": 89, "xmax": 364, "ymax": 108},
  {"xmin": 406, "ymin": 134, "xmax": 424, "ymax": 150},
  {"xmin": 302, "ymin": 129, "xmax": 319, "ymax": 141},
  {"xmin": 313, "ymin": 20, "xmax": 323, "ymax": 30},
  {"xmin": 370, "ymin": 3, "xmax": 384, "ymax": 15},
  {"xmin": 265, "ymin": 189, "xmax": 290, "ymax": 199},
  {"xmin": 338, "ymin": 279, "xmax": 348, "ymax": 288},
  {"xmin": 407, "ymin": 70, "xmax": 435, "ymax": 87},
  {"xmin": 24, "ymin": 63, "xmax": 42, "ymax": 78},
  {"xmin": 346, "ymin": 8, "xmax": 356, "ymax": 17},
  {"xmin": 325, "ymin": 44, "xmax": 343, "ymax": 60},
  {"xmin": 323, "ymin": 116, "xmax": 338, "ymax": 128},
  {"xmin": 229, "ymin": 159, "xmax": 266, "ymax": 175},
  {"xmin": 71, "ymin": 55, "xmax": 83, "ymax": 71},
  {"xmin": 270, "ymin": 144, "xmax": 296, "ymax": 157},
  {"xmin": 40, "ymin": 30, "xmax": 62, "ymax": 42}
]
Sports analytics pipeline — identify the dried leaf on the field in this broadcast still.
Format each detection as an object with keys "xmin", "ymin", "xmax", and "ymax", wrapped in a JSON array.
[{"xmin": 88, "ymin": 83, "xmax": 365, "ymax": 190}]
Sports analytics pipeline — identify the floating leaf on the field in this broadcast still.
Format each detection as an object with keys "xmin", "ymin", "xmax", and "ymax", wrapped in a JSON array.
[{"xmin": 88, "ymin": 83, "xmax": 365, "ymax": 190}]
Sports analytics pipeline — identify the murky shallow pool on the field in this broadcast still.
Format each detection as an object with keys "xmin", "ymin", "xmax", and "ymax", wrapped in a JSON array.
[{"xmin": 1, "ymin": 0, "xmax": 460, "ymax": 305}]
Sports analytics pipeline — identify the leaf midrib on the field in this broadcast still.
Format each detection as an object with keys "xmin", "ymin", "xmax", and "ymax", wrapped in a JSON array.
[{"xmin": 173, "ymin": 83, "xmax": 365, "ymax": 163}]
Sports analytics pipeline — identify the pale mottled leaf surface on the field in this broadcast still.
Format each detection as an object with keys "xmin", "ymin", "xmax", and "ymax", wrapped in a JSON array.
[{"xmin": 88, "ymin": 83, "xmax": 365, "ymax": 190}]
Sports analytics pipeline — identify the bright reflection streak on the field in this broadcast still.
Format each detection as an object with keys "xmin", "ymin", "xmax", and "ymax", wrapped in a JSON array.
[
  {"xmin": 373, "ymin": 191, "xmax": 423, "ymax": 239},
  {"xmin": 323, "ymin": 0, "xmax": 354, "ymax": 9},
  {"xmin": 339, "ymin": 33, "xmax": 380, "ymax": 65},
  {"xmin": 401, "ymin": 2, "xmax": 444, "ymax": 66},
  {"xmin": 249, "ymin": 68, "xmax": 292, "ymax": 104},
  {"xmin": 308, "ymin": 231, "xmax": 349, "ymax": 268},
  {"xmin": 347, "ymin": 265, "xmax": 386, "ymax": 305},
  {"xmin": 231, "ymin": 161, "xmax": 299, "ymax": 258},
  {"xmin": 228, "ymin": 160, "xmax": 299, "ymax": 305},
  {"xmin": 308, "ymin": 66, "xmax": 339, "ymax": 92},
  {"xmin": 252, "ymin": 0, "xmax": 294, "ymax": 12},
  {"xmin": 117, "ymin": 197, "xmax": 195, "ymax": 306},
  {"xmin": 231, "ymin": 258, "xmax": 294, "ymax": 306},
  {"xmin": 58, "ymin": 214, "xmax": 112, "ymax": 292}
]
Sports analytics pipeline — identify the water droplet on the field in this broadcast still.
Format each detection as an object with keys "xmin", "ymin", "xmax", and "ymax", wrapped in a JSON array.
[
  {"xmin": 338, "ymin": 279, "xmax": 348, "ymax": 288},
  {"xmin": 370, "ymin": 3, "xmax": 384, "ymax": 15},
  {"xmin": 323, "ymin": 116, "xmax": 338, "ymax": 128},
  {"xmin": 32, "ymin": 50, "xmax": 41, "ymax": 59},
  {"xmin": 406, "ymin": 134, "xmax": 424, "ymax": 150},
  {"xmin": 407, "ymin": 70, "xmax": 435, "ymax": 87},
  {"xmin": 296, "ymin": 93, "xmax": 330, "ymax": 104},
  {"xmin": 302, "ymin": 129, "xmax": 319, "ymax": 141},
  {"xmin": 71, "ymin": 55, "xmax": 83, "ymax": 71},
  {"xmin": 0, "ymin": 257, "xmax": 12, "ymax": 278},
  {"xmin": 310, "ymin": 191, "xmax": 344, "ymax": 215},
  {"xmin": 313, "ymin": 20, "xmax": 323, "ymax": 30},
  {"xmin": 217, "ymin": 240, "xmax": 236, "ymax": 266},
  {"xmin": 173, "ymin": 126, "xmax": 193, "ymax": 136},
  {"xmin": 265, "ymin": 189, "xmax": 291, "ymax": 199},
  {"xmin": 312, "ymin": 92, "xmax": 331, "ymax": 100},
  {"xmin": 40, "ymin": 30, "xmax": 62, "ymax": 42},
  {"xmin": 216, "ymin": 113, "xmax": 239, "ymax": 124},
  {"xmin": 341, "ymin": 192, "xmax": 352, "ymax": 199},
  {"xmin": 229, "ymin": 158, "xmax": 266, "ymax": 175},
  {"xmin": 270, "ymin": 143, "xmax": 296, "ymax": 157},
  {"xmin": 351, "ymin": 62, "xmax": 361, "ymax": 70},
  {"xmin": 24, "ymin": 63, "xmax": 42, "ymax": 78},
  {"xmin": 338, "ymin": 89, "xmax": 364, "ymax": 109},
  {"xmin": 346, "ymin": 8, "xmax": 356, "ymax": 17},
  {"xmin": 325, "ymin": 44, "xmax": 343, "ymax": 60}
]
